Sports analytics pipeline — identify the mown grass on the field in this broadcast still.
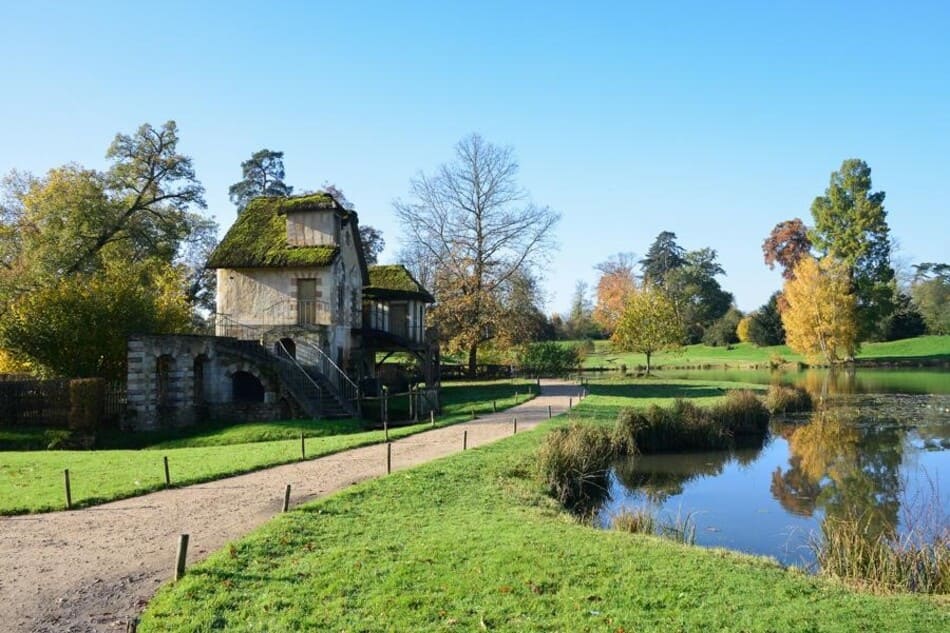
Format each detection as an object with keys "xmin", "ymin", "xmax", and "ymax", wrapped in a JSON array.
[
  {"xmin": 0, "ymin": 380, "xmax": 536, "ymax": 514},
  {"xmin": 577, "ymin": 335, "xmax": 950, "ymax": 370},
  {"xmin": 139, "ymin": 386, "xmax": 948, "ymax": 632}
]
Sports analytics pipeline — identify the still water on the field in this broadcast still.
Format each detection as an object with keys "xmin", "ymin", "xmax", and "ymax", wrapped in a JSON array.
[{"xmin": 597, "ymin": 371, "xmax": 950, "ymax": 568}]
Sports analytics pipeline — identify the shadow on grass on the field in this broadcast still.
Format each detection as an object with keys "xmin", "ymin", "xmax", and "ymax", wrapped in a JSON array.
[{"xmin": 587, "ymin": 382, "xmax": 728, "ymax": 400}]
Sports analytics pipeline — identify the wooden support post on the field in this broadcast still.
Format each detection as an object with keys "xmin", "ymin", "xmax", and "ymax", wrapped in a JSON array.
[
  {"xmin": 163, "ymin": 456, "xmax": 170, "ymax": 487},
  {"xmin": 463, "ymin": 430, "xmax": 468, "ymax": 451},
  {"xmin": 64, "ymin": 468, "xmax": 72, "ymax": 510},
  {"xmin": 282, "ymin": 484, "xmax": 291, "ymax": 512},
  {"xmin": 386, "ymin": 442, "xmax": 392, "ymax": 474},
  {"xmin": 175, "ymin": 534, "xmax": 189, "ymax": 581},
  {"xmin": 300, "ymin": 432, "xmax": 306, "ymax": 460},
  {"xmin": 409, "ymin": 386, "xmax": 414, "ymax": 421},
  {"xmin": 513, "ymin": 418, "xmax": 518, "ymax": 434},
  {"xmin": 569, "ymin": 397, "xmax": 573, "ymax": 410},
  {"xmin": 548, "ymin": 405, "xmax": 552, "ymax": 419},
  {"xmin": 384, "ymin": 418, "xmax": 389, "ymax": 443}
]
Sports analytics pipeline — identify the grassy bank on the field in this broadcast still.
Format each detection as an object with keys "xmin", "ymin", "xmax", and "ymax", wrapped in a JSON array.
[
  {"xmin": 577, "ymin": 335, "xmax": 950, "ymax": 370},
  {"xmin": 0, "ymin": 380, "xmax": 536, "ymax": 514},
  {"xmin": 139, "ymin": 381, "xmax": 947, "ymax": 632}
]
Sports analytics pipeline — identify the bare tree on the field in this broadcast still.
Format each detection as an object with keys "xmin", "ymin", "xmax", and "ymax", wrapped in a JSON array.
[{"xmin": 395, "ymin": 133, "xmax": 560, "ymax": 374}]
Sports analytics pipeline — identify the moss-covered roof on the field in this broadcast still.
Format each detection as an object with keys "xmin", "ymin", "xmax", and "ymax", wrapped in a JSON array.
[
  {"xmin": 365, "ymin": 265, "xmax": 435, "ymax": 302},
  {"xmin": 207, "ymin": 195, "xmax": 341, "ymax": 269}
]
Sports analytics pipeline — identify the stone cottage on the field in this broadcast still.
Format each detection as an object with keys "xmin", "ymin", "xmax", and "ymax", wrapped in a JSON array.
[{"xmin": 125, "ymin": 193, "xmax": 439, "ymax": 430}]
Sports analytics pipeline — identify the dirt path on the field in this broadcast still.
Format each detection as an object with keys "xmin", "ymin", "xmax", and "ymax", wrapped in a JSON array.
[{"xmin": 0, "ymin": 380, "xmax": 581, "ymax": 632}]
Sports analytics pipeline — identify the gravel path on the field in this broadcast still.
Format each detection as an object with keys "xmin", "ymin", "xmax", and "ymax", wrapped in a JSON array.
[{"xmin": 0, "ymin": 379, "xmax": 581, "ymax": 632}]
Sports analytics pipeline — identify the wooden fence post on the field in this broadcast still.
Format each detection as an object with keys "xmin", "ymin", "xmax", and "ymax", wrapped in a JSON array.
[
  {"xmin": 548, "ymin": 405, "xmax": 552, "ymax": 419},
  {"xmin": 175, "ymin": 534, "xmax": 189, "ymax": 581},
  {"xmin": 492, "ymin": 400, "xmax": 497, "ymax": 413},
  {"xmin": 463, "ymin": 430, "xmax": 468, "ymax": 451},
  {"xmin": 430, "ymin": 410, "xmax": 435, "ymax": 427},
  {"xmin": 386, "ymin": 442, "xmax": 392, "ymax": 474},
  {"xmin": 569, "ymin": 397, "xmax": 573, "ymax": 410},
  {"xmin": 513, "ymin": 418, "xmax": 518, "ymax": 434},
  {"xmin": 282, "ymin": 484, "xmax": 291, "ymax": 512},
  {"xmin": 163, "ymin": 456, "xmax": 170, "ymax": 487},
  {"xmin": 64, "ymin": 468, "xmax": 72, "ymax": 510},
  {"xmin": 300, "ymin": 432, "xmax": 306, "ymax": 460}
]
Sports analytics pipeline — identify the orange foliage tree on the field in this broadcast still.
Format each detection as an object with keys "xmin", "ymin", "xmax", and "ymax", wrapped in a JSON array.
[{"xmin": 592, "ymin": 253, "xmax": 637, "ymax": 335}]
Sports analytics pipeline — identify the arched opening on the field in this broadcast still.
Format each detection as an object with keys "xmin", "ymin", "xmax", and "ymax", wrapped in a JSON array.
[
  {"xmin": 232, "ymin": 370, "xmax": 265, "ymax": 403},
  {"xmin": 193, "ymin": 354, "xmax": 209, "ymax": 404},
  {"xmin": 156, "ymin": 354, "xmax": 175, "ymax": 407},
  {"xmin": 275, "ymin": 338, "xmax": 296, "ymax": 359}
]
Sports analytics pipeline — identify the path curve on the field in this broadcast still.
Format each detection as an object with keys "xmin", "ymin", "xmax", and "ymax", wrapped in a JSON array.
[{"xmin": 0, "ymin": 380, "xmax": 581, "ymax": 632}]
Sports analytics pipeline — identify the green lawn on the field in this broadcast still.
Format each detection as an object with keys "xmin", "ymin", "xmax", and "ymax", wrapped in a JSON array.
[
  {"xmin": 0, "ymin": 379, "xmax": 536, "ymax": 515},
  {"xmin": 139, "ymin": 379, "xmax": 948, "ymax": 632},
  {"xmin": 578, "ymin": 335, "xmax": 950, "ymax": 370}
]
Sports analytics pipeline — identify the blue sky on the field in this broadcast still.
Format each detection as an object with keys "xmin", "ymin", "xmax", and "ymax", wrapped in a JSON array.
[{"xmin": 2, "ymin": 1, "xmax": 948, "ymax": 314}]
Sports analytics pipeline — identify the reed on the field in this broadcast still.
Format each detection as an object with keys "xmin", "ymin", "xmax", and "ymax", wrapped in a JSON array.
[
  {"xmin": 537, "ymin": 423, "xmax": 614, "ymax": 515},
  {"xmin": 764, "ymin": 384, "xmax": 813, "ymax": 415}
]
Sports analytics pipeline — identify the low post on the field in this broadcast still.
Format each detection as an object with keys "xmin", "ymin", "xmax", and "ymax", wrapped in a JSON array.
[
  {"xmin": 471, "ymin": 407, "xmax": 476, "ymax": 420},
  {"xmin": 463, "ymin": 430, "xmax": 468, "ymax": 451},
  {"xmin": 548, "ymin": 405, "xmax": 552, "ymax": 419},
  {"xmin": 175, "ymin": 534, "xmax": 189, "ymax": 581},
  {"xmin": 430, "ymin": 410, "xmax": 435, "ymax": 427},
  {"xmin": 386, "ymin": 442, "xmax": 392, "ymax": 474},
  {"xmin": 513, "ymin": 417, "xmax": 518, "ymax": 434},
  {"xmin": 163, "ymin": 456, "xmax": 171, "ymax": 487},
  {"xmin": 382, "ymin": 386, "xmax": 389, "ymax": 428},
  {"xmin": 300, "ymin": 432, "xmax": 306, "ymax": 460},
  {"xmin": 492, "ymin": 400, "xmax": 497, "ymax": 413},
  {"xmin": 384, "ymin": 418, "xmax": 389, "ymax": 443},
  {"xmin": 413, "ymin": 387, "xmax": 419, "ymax": 422},
  {"xmin": 537, "ymin": 376, "xmax": 541, "ymax": 390},
  {"xmin": 282, "ymin": 484, "xmax": 291, "ymax": 513},
  {"xmin": 64, "ymin": 468, "xmax": 72, "ymax": 510},
  {"xmin": 569, "ymin": 397, "xmax": 573, "ymax": 410}
]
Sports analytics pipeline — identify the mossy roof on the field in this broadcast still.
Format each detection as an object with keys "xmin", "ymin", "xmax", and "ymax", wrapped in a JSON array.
[
  {"xmin": 365, "ymin": 265, "xmax": 435, "ymax": 303},
  {"xmin": 207, "ymin": 195, "xmax": 342, "ymax": 269}
]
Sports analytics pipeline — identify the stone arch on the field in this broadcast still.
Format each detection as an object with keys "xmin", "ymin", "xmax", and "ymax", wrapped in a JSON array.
[
  {"xmin": 232, "ymin": 370, "xmax": 265, "ymax": 403},
  {"xmin": 156, "ymin": 354, "xmax": 175, "ymax": 408},
  {"xmin": 275, "ymin": 337, "xmax": 296, "ymax": 359},
  {"xmin": 193, "ymin": 354, "xmax": 210, "ymax": 405}
]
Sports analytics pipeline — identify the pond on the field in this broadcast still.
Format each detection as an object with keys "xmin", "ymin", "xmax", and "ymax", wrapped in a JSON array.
[{"xmin": 597, "ymin": 371, "xmax": 950, "ymax": 568}]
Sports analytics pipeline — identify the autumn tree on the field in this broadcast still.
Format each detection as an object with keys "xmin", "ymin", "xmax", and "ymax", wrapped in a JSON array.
[
  {"xmin": 810, "ymin": 159, "xmax": 895, "ymax": 340},
  {"xmin": 781, "ymin": 256, "xmax": 857, "ymax": 364},
  {"xmin": 564, "ymin": 280, "xmax": 601, "ymax": 340},
  {"xmin": 395, "ymin": 134, "xmax": 559, "ymax": 375},
  {"xmin": 0, "ymin": 121, "xmax": 211, "ymax": 375},
  {"xmin": 593, "ymin": 252, "xmax": 638, "ymax": 334},
  {"xmin": 611, "ymin": 286, "xmax": 684, "ymax": 374},
  {"xmin": 228, "ymin": 149, "xmax": 292, "ymax": 212},
  {"xmin": 763, "ymin": 218, "xmax": 812, "ymax": 279}
]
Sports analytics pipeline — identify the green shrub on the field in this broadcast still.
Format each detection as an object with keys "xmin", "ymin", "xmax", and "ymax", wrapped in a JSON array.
[
  {"xmin": 764, "ymin": 384, "xmax": 813, "ymax": 414},
  {"xmin": 68, "ymin": 378, "xmax": 105, "ymax": 431},
  {"xmin": 518, "ymin": 342, "xmax": 580, "ymax": 377},
  {"xmin": 537, "ymin": 423, "xmax": 614, "ymax": 514}
]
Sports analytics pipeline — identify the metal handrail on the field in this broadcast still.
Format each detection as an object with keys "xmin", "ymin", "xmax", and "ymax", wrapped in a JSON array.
[
  {"xmin": 273, "ymin": 339, "xmax": 325, "ymax": 412},
  {"xmin": 296, "ymin": 340, "xmax": 360, "ymax": 413}
]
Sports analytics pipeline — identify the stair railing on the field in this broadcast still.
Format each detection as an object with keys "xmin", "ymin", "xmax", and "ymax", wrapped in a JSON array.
[
  {"xmin": 296, "ymin": 340, "xmax": 361, "ymax": 416},
  {"xmin": 273, "ymin": 339, "xmax": 325, "ymax": 416}
]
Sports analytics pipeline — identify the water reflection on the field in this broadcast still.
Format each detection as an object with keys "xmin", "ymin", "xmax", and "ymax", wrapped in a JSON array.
[{"xmin": 601, "ymin": 391, "xmax": 950, "ymax": 567}]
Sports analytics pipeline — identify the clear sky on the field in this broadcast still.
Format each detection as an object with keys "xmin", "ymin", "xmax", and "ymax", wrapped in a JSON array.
[{"xmin": 1, "ymin": 1, "xmax": 947, "ymax": 315}]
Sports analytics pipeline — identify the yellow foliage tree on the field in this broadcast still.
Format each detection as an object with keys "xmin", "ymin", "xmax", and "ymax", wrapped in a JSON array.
[
  {"xmin": 781, "ymin": 256, "xmax": 857, "ymax": 364},
  {"xmin": 736, "ymin": 316, "xmax": 753, "ymax": 343},
  {"xmin": 611, "ymin": 286, "xmax": 683, "ymax": 374}
]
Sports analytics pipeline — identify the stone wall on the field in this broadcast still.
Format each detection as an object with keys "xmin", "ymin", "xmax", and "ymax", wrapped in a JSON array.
[{"xmin": 127, "ymin": 335, "xmax": 279, "ymax": 430}]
